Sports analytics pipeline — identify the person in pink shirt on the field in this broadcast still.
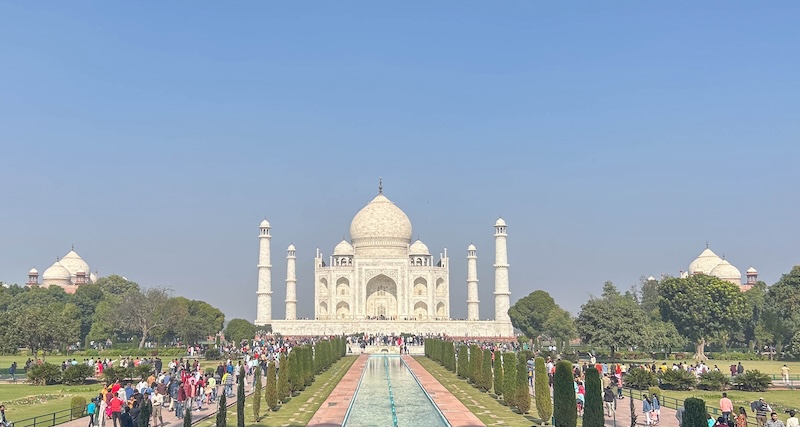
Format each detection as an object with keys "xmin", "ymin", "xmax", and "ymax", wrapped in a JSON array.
[{"xmin": 720, "ymin": 392, "xmax": 734, "ymax": 422}]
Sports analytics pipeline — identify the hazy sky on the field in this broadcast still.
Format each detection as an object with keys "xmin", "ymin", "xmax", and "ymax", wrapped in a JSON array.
[{"xmin": 1, "ymin": 2, "xmax": 798, "ymax": 322}]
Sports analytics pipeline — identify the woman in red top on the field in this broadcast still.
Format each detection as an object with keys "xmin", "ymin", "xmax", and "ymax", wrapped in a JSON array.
[{"xmin": 109, "ymin": 395, "xmax": 124, "ymax": 427}]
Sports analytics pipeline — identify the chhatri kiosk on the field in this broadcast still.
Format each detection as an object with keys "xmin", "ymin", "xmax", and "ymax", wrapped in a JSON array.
[{"xmin": 254, "ymin": 185, "xmax": 514, "ymax": 338}]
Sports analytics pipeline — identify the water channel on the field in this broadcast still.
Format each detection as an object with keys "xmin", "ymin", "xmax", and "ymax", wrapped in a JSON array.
[{"xmin": 343, "ymin": 355, "xmax": 450, "ymax": 427}]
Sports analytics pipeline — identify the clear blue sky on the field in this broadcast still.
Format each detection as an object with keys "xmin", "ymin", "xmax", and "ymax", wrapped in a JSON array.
[{"xmin": 1, "ymin": 2, "xmax": 798, "ymax": 322}]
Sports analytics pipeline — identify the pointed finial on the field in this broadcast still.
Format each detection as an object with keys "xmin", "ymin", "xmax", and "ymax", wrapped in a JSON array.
[
  {"xmin": 71, "ymin": 243, "xmax": 74, "ymax": 251},
  {"xmin": 378, "ymin": 177, "xmax": 383, "ymax": 194},
  {"xmin": 722, "ymin": 253, "xmax": 726, "ymax": 260},
  {"xmin": 706, "ymin": 240, "xmax": 709, "ymax": 248}
]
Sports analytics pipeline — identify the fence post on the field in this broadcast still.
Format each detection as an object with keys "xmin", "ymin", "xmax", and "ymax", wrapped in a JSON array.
[{"xmin": 53, "ymin": 413, "xmax": 56, "ymax": 427}]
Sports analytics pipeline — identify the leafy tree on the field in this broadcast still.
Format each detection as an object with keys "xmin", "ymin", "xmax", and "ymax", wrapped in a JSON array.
[
  {"xmin": 237, "ymin": 367, "xmax": 245, "ymax": 427},
  {"xmin": 171, "ymin": 297, "xmax": 225, "ymax": 345},
  {"xmin": 515, "ymin": 353, "xmax": 530, "ymax": 414},
  {"xmin": 252, "ymin": 363, "xmax": 262, "ymax": 420},
  {"xmin": 16, "ymin": 303, "xmax": 79, "ymax": 356},
  {"xmin": 493, "ymin": 350, "xmax": 504, "ymax": 397},
  {"xmin": 277, "ymin": 352, "xmax": 289, "ymax": 403},
  {"xmin": 535, "ymin": 357, "xmax": 553, "ymax": 424},
  {"xmin": 95, "ymin": 275, "xmax": 140, "ymax": 295},
  {"xmin": 765, "ymin": 266, "xmax": 800, "ymax": 351},
  {"xmin": 577, "ymin": 282, "xmax": 646, "ymax": 359},
  {"xmin": 639, "ymin": 276, "xmax": 661, "ymax": 319},
  {"xmin": 88, "ymin": 297, "xmax": 121, "ymax": 341},
  {"xmin": 683, "ymin": 397, "xmax": 706, "ymax": 427},
  {"xmin": 502, "ymin": 352, "xmax": 517, "ymax": 407},
  {"xmin": 225, "ymin": 319, "xmax": 256, "ymax": 344},
  {"xmin": 216, "ymin": 393, "xmax": 227, "ymax": 427},
  {"xmin": 265, "ymin": 361, "xmax": 278, "ymax": 410},
  {"xmin": 118, "ymin": 287, "xmax": 180, "ymax": 348},
  {"xmin": 553, "ymin": 360, "xmax": 577, "ymax": 427},
  {"xmin": 659, "ymin": 275, "xmax": 747, "ymax": 360},
  {"xmin": 640, "ymin": 320, "xmax": 687, "ymax": 355},
  {"xmin": 508, "ymin": 290, "xmax": 557, "ymax": 341},
  {"xmin": 70, "ymin": 283, "xmax": 104, "ymax": 341},
  {"xmin": 583, "ymin": 368, "xmax": 603, "ymax": 427},
  {"xmin": 543, "ymin": 307, "xmax": 577, "ymax": 351}
]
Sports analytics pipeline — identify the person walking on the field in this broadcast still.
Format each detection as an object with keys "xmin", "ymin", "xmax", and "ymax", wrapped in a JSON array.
[
  {"xmin": 676, "ymin": 406, "xmax": 685, "ymax": 427},
  {"xmin": 652, "ymin": 393, "xmax": 661, "ymax": 425},
  {"xmin": 720, "ymin": 392, "xmax": 734, "ymax": 422},
  {"xmin": 0, "ymin": 405, "xmax": 10, "ymax": 427},
  {"xmin": 151, "ymin": 391, "xmax": 163, "ymax": 427},
  {"xmin": 753, "ymin": 398, "xmax": 772, "ymax": 427},
  {"xmin": 109, "ymin": 394, "xmax": 124, "ymax": 427},
  {"xmin": 781, "ymin": 365, "xmax": 790, "ymax": 386},
  {"xmin": 603, "ymin": 385, "xmax": 616, "ymax": 417},
  {"xmin": 643, "ymin": 394, "xmax": 655, "ymax": 426}
]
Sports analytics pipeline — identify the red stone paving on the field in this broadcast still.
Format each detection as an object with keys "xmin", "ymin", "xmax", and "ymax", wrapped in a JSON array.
[
  {"xmin": 402, "ymin": 355, "xmax": 486, "ymax": 427},
  {"xmin": 307, "ymin": 353, "xmax": 369, "ymax": 427}
]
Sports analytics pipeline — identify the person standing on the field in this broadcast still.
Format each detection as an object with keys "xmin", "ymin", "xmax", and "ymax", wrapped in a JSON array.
[
  {"xmin": 87, "ymin": 398, "xmax": 97, "ymax": 427},
  {"xmin": 0, "ymin": 405, "xmax": 10, "ymax": 427},
  {"xmin": 781, "ymin": 365, "xmax": 790, "ymax": 386},
  {"xmin": 736, "ymin": 407, "xmax": 748, "ymax": 427},
  {"xmin": 8, "ymin": 362, "xmax": 16, "ymax": 382},
  {"xmin": 766, "ymin": 412, "xmax": 786, "ymax": 427},
  {"xmin": 786, "ymin": 410, "xmax": 799, "ymax": 427},
  {"xmin": 151, "ymin": 391, "xmax": 163, "ymax": 427},
  {"xmin": 720, "ymin": 392, "xmax": 734, "ymax": 422},
  {"xmin": 676, "ymin": 407, "xmax": 685, "ymax": 427},
  {"xmin": 109, "ymin": 393, "xmax": 124, "ymax": 427}
]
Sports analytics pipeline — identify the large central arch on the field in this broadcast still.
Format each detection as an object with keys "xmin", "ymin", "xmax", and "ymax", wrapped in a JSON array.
[{"xmin": 365, "ymin": 274, "xmax": 398, "ymax": 319}]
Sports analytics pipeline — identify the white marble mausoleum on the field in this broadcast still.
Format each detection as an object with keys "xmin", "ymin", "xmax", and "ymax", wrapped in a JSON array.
[{"xmin": 255, "ymin": 185, "xmax": 514, "ymax": 337}]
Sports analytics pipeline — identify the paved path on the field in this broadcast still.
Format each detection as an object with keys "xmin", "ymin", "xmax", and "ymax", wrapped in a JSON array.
[
  {"xmin": 403, "ymin": 355, "xmax": 485, "ymax": 427},
  {"xmin": 602, "ymin": 393, "xmax": 680, "ymax": 427},
  {"xmin": 307, "ymin": 354, "xmax": 369, "ymax": 427}
]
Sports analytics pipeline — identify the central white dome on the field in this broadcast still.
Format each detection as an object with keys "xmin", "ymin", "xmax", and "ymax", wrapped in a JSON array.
[
  {"xmin": 60, "ymin": 250, "xmax": 90, "ymax": 277},
  {"xmin": 349, "ymin": 193, "xmax": 413, "ymax": 247},
  {"xmin": 689, "ymin": 248, "xmax": 722, "ymax": 275}
]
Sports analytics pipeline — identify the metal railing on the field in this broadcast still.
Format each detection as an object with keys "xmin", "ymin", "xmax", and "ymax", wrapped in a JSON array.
[
  {"xmin": 624, "ymin": 388, "xmax": 761, "ymax": 427},
  {"xmin": 10, "ymin": 406, "xmax": 86, "ymax": 427}
]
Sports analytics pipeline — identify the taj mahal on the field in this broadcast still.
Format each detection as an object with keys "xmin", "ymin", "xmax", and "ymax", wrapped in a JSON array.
[{"xmin": 254, "ymin": 184, "xmax": 515, "ymax": 337}]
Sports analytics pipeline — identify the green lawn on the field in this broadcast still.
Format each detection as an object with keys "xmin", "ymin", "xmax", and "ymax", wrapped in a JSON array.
[
  {"xmin": 645, "ymin": 389, "xmax": 800, "ymax": 414},
  {"xmin": 194, "ymin": 355, "xmax": 357, "ymax": 427},
  {"xmin": 414, "ymin": 356, "xmax": 542, "ymax": 427},
  {"xmin": 629, "ymin": 359, "xmax": 800, "ymax": 379},
  {"xmin": 0, "ymin": 383, "xmax": 100, "ymax": 422}
]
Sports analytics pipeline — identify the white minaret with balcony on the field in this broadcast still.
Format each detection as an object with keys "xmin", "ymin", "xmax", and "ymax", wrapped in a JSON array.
[
  {"xmin": 466, "ymin": 244, "xmax": 479, "ymax": 321},
  {"xmin": 493, "ymin": 218, "xmax": 511, "ymax": 323},
  {"xmin": 285, "ymin": 244, "xmax": 297, "ymax": 320},
  {"xmin": 256, "ymin": 219, "xmax": 273, "ymax": 323}
]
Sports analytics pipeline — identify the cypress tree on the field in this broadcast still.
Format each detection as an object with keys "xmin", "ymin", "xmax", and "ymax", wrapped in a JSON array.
[
  {"xmin": 583, "ymin": 367, "xmax": 604, "ymax": 427},
  {"xmin": 470, "ymin": 346, "xmax": 482, "ymax": 385},
  {"xmin": 684, "ymin": 397, "xmax": 707, "ymax": 427},
  {"xmin": 236, "ymin": 367, "xmax": 245, "ymax": 427},
  {"xmin": 252, "ymin": 363, "xmax": 262, "ymax": 420},
  {"xmin": 265, "ymin": 361, "xmax": 278, "ymax": 411},
  {"xmin": 515, "ymin": 353, "xmax": 530, "ymax": 414},
  {"xmin": 481, "ymin": 349, "xmax": 493, "ymax": 392},
  {"xmin": 277, "ymin": 352, "xmax": 289, "ymax": 403},
  {"xmin": 493, "ymin": 350, "xmax": 504, "ymax": 398},
  {"xmin": 304, "ymin": 346, "xmax": 314, "ymax": 386},
  {"xmin": 503, "ymin": 352, "xmax": 517, "ymax": 407},
  {"xmin": 535, "ymin": 357, "xmax": 553, "ymax": 424},
  {"xmin": 216, "ymin": 393, "xmax": 227, "ymax": 427},
  {"xmin": 183, "ymin": 405, "xmax": 192, "ymax": 427},
  {"xmin": 457, "ymin": 345, "xmax": 468, "ymax": 378},
  {"xmin": 553, "ymin": 360, "xmax": 577, "ymax": 427}
]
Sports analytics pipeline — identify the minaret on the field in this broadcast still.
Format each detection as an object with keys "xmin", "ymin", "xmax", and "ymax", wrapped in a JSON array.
[
  {"xmin": 466, "ymin": 244, "xmax": 479, "ymax": 320},
  {"xmin": 256, "ymin": 219, "xmax": 273, "ymax": 323},
  {"xmin": 493, "ymin": 218, "xmax": 511, "ymax": 323},
  {"xmin": 285, "ymin": 244, "xmax": 297, "ymax": 320}
]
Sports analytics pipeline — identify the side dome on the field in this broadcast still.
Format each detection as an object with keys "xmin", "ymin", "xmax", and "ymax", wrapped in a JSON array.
[
  {"xmin": 409, "ymin": 240, "xmax": 430, "ymax": 255},
  {"xmin": 710, "ymin": 259, "xmax": 742, "ymax": 282},
  {"xmin": 42, "ymin": 262, "xmax": 72, "ymax": 281},
  {"xmin": 333, "ymin": 240, "xmax": 354, "ymax": 255},
  {"xmin": 60, "ymin": 250, "xmax": 90, "ymax": 277},
  {"xmin": 689, "ymin": 248, "xmax": 722, "ymax": 275},
  {"xmin": 349, "ymin": 194, "xmax": 412, "ymax": 247}
]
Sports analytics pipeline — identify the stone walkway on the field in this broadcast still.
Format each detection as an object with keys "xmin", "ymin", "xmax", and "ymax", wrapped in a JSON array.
[
  {"xmin": 306, "ymin": 353, "xmax": 368, "ymax": 427},
  {"xmin": 602, "ymin": 393, "xmax": 680, "ymax": 427},
  {"xmin": 403, "ymin": 355, "xmax": 485, "ymax": 427}
]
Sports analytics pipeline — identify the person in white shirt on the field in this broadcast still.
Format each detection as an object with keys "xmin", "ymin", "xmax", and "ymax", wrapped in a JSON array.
[
  {"xmin": 151, "ymin": 391, "xmax": 164, "ymax": 427},
  {"xmin": 786, "ymin": 411, "xmax": 799, "ymax": 427}
]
